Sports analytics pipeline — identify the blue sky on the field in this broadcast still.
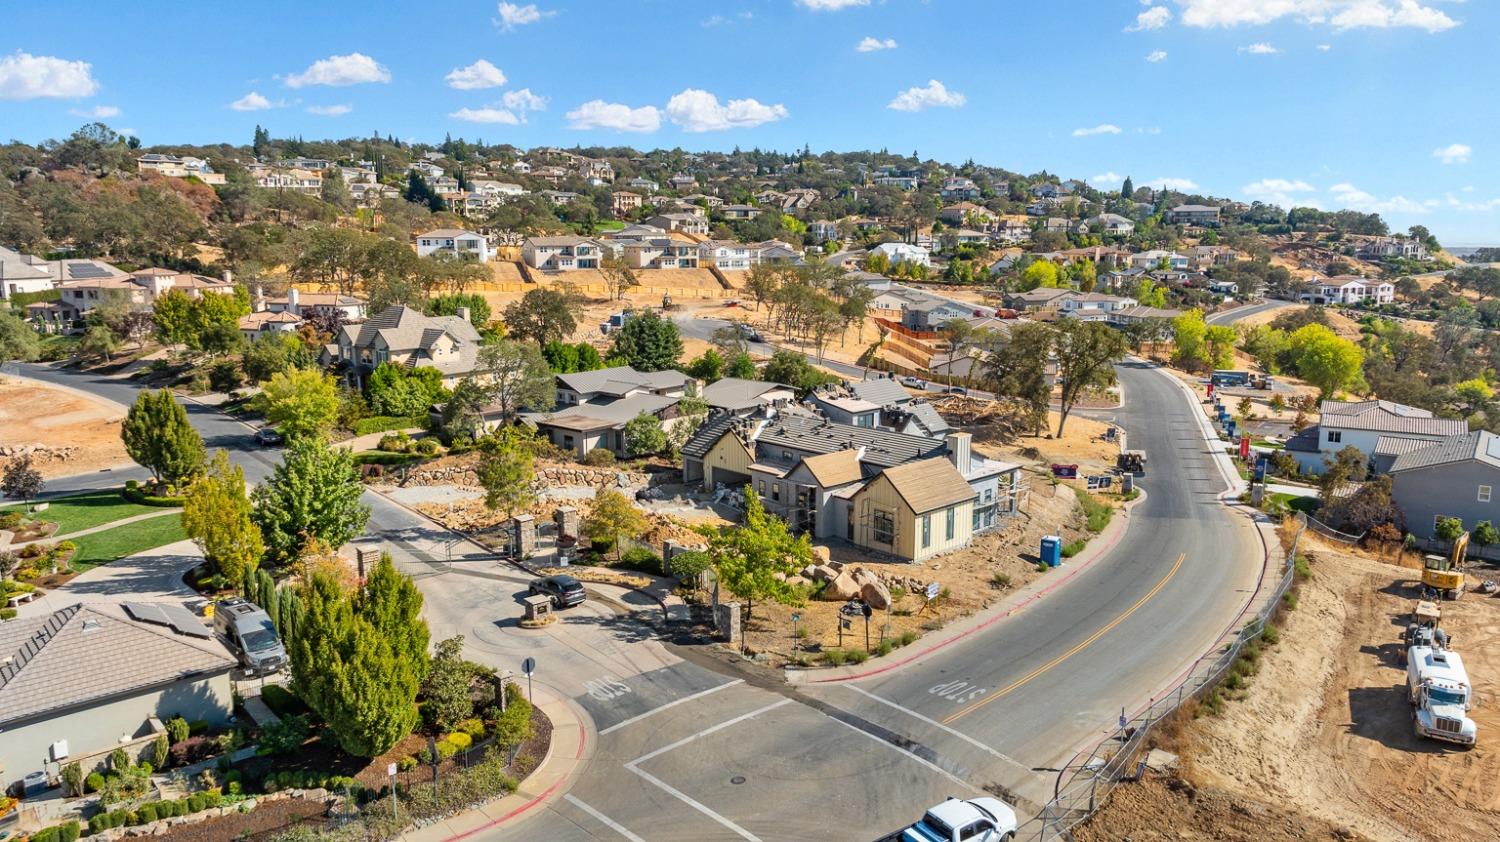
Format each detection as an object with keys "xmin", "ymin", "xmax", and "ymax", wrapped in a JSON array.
[{"xmin": 2, "ymin": 0, "xmax": 1496, "ymax": 243}]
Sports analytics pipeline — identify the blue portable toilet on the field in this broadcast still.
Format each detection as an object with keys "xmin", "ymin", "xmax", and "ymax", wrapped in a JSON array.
[
  {"xmin": 1226, "ymin": 420, "xmax": 1237, "ymax": 438},
  {"xmin": 1040, "ymin": 535, "xmax": 1063, "ymax": 568}
]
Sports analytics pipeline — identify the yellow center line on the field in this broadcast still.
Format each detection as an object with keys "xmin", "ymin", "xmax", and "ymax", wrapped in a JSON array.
[{"xmin": 942, "ymin": 552, "xmax": 1186, "ymax": 725}]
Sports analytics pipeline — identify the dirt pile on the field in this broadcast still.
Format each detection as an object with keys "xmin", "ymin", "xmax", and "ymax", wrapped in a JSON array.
[
  {"xmin": 0, "ymin": 377, "xmax": 130, "ymax": 478},
  {"xmin": 1074, "ymin": 773, "xmax": 1368, "ymax": 842}
]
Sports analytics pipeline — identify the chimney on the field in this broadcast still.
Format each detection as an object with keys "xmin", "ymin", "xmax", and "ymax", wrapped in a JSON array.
[
  {"xmin": 456, "ymin": 306, "xmax": 472, "ymax": 324},
  {"xmin": 223, "ymin": 268, "xmax": 234, "ymax": 284},
  {"xmin": 287, "ymin": 287, "xmax": 300, "ymax": 316},
  {"xmin": 253, "ymin": 283, "xmax": 265, "ymax": 312},
  {"xmin": 945, "ymin": 431, "xmax": 972, "ymax": 472}
]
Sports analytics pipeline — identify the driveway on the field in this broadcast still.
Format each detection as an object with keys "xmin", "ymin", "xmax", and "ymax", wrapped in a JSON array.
[{"xmin": 14, "ymin": 538, "xmax": 203, "ymax": 618}]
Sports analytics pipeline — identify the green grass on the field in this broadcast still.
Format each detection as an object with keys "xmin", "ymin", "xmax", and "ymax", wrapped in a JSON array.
[
  {"xmin": 68, "ymin": 514, "xmax": 187, "ymax": 572},
  {"xmin": 1267, "ymin": 493, "xmax": 1319, "ymax": 514},
  {"xmin": 594, "ymin": 220, "xmax": 626, "ymax": 231},
  {"xmin": 1073, "ymin": 488, "xmax": 1114, "ymax": 533},
  {"xmin": 1251, "ymin": 439, "xmax": 1285, "ymax": 450},
  {"xmin": 1, "ymin": 489, "xmax": 160, "ymax": 535}
]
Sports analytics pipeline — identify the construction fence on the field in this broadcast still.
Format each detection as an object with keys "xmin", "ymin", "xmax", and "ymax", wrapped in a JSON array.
[{"xmin": 1022, "ymin": 513, "xmax": 1306, "ymax": 841}]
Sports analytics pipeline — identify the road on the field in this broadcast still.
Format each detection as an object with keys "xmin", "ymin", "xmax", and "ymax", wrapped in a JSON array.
[
  {"xmin": 1205, "ymin": 298, "xmax": 1294, "ymax": 327},
  {"xmin": 8, "ymin": 358, "xmax": 1265, "ymax": 841}
]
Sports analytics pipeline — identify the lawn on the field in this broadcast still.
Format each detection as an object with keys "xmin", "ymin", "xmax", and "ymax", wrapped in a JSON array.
[
  {"xmin": 2, "ymin": 489, "xmax": 159, "ymax": 535},
  {"xmin": 1267, "ymin": 492, "xmax": 1319, "ymax": 514},
  {"xmin": 68, "ymin": 513, "xmax": 187, "ymax": 572}
]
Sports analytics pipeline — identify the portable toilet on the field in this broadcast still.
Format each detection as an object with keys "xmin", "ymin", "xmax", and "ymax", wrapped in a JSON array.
[{"xmin": 1040, "ymin": 535, "xmax": 1063, "ymax": 568}]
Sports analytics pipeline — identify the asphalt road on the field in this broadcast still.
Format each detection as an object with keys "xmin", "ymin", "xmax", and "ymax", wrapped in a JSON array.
[
  {"xmin": 8, "ymin": 358, "xmax": 1264, "ymax": 841},
  {"xmin": 1205, "ymin": 298, "xmax": 1294, "ymax": 326}
]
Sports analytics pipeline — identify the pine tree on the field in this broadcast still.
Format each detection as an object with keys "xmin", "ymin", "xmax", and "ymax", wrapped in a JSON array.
[
  {"xmin": 121, "ymin": 390, "xmax": 204, "ymax": 487},
  {"xmin": 1120, "ymin": 176, "xmax": 1134, "ymax": 200}
]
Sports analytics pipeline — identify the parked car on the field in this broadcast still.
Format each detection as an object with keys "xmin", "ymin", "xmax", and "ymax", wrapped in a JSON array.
[
  {"xmin": 528, "ymin": 574, "xmax": 586, "ymax": 608},
  {"xmin": 254, "ymin": 427, "xmax": 284, "ymax": 446},
  {"xmin": 212, "ymin": 597, "xmax": 288, "ymax": 675},
  {"xmin": 900, "ymin": 797, "xmax": 1017, "ymax": 842},
  {"xmin": 945, "ymin": 386, "xmax": 969, "ymax": 395},
  {"xmin": 735, "ymin": 323, "xmax": 764, "ymax": 343},
  {"xmin": 900, "ymin": 375, "xmax": 926, "ymax": 388}
]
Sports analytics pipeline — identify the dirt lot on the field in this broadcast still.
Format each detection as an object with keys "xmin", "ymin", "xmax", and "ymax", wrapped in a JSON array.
[
  {"xmin": 0, "ymin": 376, "xmax": 131, "ymax": 478},
  {"xmin": 1081, "ymin": 533, "xmax": 1500, "ymax": 841}
]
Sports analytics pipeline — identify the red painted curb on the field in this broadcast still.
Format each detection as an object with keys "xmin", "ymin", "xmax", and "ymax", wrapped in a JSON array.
[{"xmin": 442, "ymin": 718, "xmax": 587, "ymax": 840}]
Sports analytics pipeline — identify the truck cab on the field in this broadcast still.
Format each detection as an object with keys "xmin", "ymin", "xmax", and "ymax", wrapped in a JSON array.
[
  {"xmin": 1407, "ymin": 645, "xmax": 1476, "ymax": 746},
  {"xmin": 901, "ymin": 796, "xmax": 1017, "ymax": 842},
  {"xmin": 212, "ymin": 597, "xmax": 288, "ymax": 675}
]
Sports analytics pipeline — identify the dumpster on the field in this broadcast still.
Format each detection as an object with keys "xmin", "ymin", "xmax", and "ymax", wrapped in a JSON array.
[{"xmin": 1040, "ymin": 535, "xmax": 1063, "ymax": 568}]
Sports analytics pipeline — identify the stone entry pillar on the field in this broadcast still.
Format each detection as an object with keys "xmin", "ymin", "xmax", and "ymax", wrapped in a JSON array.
[
  {"xmin": 511, "ymin": 514, "xmax": 536, "ymax": 559},
  {"xmin": 554, "ymin": 506, "xmax": 579, "ymax": 542},
  {"xmin": 715, "ymin": 602, "xmax": 741, "ymax": 644}
]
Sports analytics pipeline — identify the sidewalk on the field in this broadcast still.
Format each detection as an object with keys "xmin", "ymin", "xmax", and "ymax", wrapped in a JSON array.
[
  {"xmin": 789, "ymin": 486, "xmax": 1144, "ymax": 685},
  {"xmin": 397, "ymin": 684, "xmax": 591, "ymax": 842}
]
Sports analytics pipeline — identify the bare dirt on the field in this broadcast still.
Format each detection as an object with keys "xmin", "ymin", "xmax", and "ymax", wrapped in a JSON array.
[
  {"xmin": 1082, "ymin": 533, "xmax": 1500, "ymax": 841},
  {"xmin": 0, "ymin": 376, "xmax": 132, "ymax": 478}
]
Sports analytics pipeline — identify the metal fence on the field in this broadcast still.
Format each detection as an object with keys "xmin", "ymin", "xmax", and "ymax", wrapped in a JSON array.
[
  {"xmin": 1302, "ymin": 512, "xmax": 1364, "ymax": 545},
  {"xmin": 1023, "ymin": 513, "xmax": 1307, "ymax": 841}
]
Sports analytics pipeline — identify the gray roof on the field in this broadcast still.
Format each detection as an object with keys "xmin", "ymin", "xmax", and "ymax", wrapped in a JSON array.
[
  {"xmin": 1389, "ymin": 431, "xmax": 1500, "ymax": 474},
  {"xmin": 0, "ymin": 603, "xmax": 235, "ymax": 726},
  {"xmin": 700, "ymin": 378, "xmax": 786, "ymax": 412},
  {"xmin": 340, "ymin": 305, "xmax": 481, "ymax": 375},
  {"xmin": 682, "ymin": 412, "xmax": 740, "ymax": 459},
  {"xmin": 753, "ymin": 413, "xmax": 946, "ymax": 469},
  {"xmin": 523, "ymin": 393, "xmax": 679, "ymax": 430},
  {"xmin": 556, "ymin": 366, "xmax": 690, "ymax": 397},
  {"xmin": 1373, "ymin": 435, "xmax": 1437, "ymax": 458},
  {"xmin": 902, "ymin": 402, "xmax": 951, "ymax": 436},
  {"xmin": 1319, "ymin": 400, "xmax": 1467, "ymax": 437},
  {"xmin": 849, "ymin": 377, "xmax": 913, "ymax": 407}
]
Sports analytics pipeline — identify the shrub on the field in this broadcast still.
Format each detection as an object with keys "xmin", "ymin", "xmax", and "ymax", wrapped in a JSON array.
[
  {"xmin": 187, "ymin": 793, "xmax": 206, "ymax": 812},
  {"xmin": 151, "ymin": 733, "xmax": 169, "ymax": 769},
  {"xmin": 446, "ymin": 732, "xmax": 473, "ymax": 751},
  {"xmin": 434, "ymin": 739, "xmax": 458, "ymax": 761},
  {"xmin": 378, "ymin": 432, "xmax": 412, "ymax": 453},
  {"xmin": 0, "ymin": 607, "xmax": 14, "ymax": 621},
  {"xmin": 137, "ymin": 803, "xmax": 159, "ymax": 823},
  {"xmin": 582, "ymin": 448, "xmax": 615, "ymax": 466},
  {"xmin": 456, "ymin": 718, "xmax": 486, "ymax": 739},
  {"xmin": 0, "ymin": 511, "xmax": 21, "ymax": 530},
  {"xmin": 874, "ymin": 640, "xmax": 895, "ymax": 656},
  {"xmin": 415, "ymin": 437, "xmax": 440, "ymax": 455},
  {"xmin": 121, "ymin": 486, "xmax": 186, "ymax": 507},
  {"xmin": 1074, "ymin": 490, "xmax": 1114, "ymax": 533},
  {"xmin": 188, "ymin": 719, "xmax": 209, "ymax": 735},
  {"xmin": 110, "ymin": 747, "xmax": 130, "ymax": 773},
  {"xmin": 398, "ymin": 755, "xmax": 419, "ymax": 772},
  {"xmin": 259, "ymin": 714, "xmax": 310, "ymax": 756},
  {"xmin": 1035, "ymin": 562, "xmax": 1050, "ymax": 573},
  {"xmin": 1061, "ymin": 539, "xmax": 1088, "ymax": 558},
  {"xmin": 1294, "ymin": 554, "xmax": 1312, "ymax": 580},
  {"xmin": 493, "ymin": 683, "xmax": 533, "ymax": 747},
  {"xmin": 209, "ymin": 361, "xmax": 244, "ymax": 394},
  {"xmin": 823, "ymin": 648, "xmax": 849, "ymax": 666},
  {"xmin": 990, "ymin": 572, "xmax": 1011, "ymax": 589},
  {"xmin": 896, "ymin": 630, "xmax": 919, "ymax": 647},
  {"xmin": 166, "ymin": 715, "xmax": 190, "ymax": 744},
  {"xmin": 846, "ymin": 649, "xmax": 870, "ymax": 664},
  {"xmin": 616, "ymin": 546, "xmax": 663, "ymax": 574},
  {"xmin": 1261, "ymin": 625, "xmax": 1280, "ymax": 646},
  {"xmin": 259, "ymin": 684, "xmax": 308, "ymax": 718},
  {"xmin": 30, "ymin": 820, "xmax": 80, "ymax": 842},
  {"xmin": 352, "ymin": 415, "xmax": 426, "ymax": 437},
  {"xmin": 85, "ymin": 772, "xmax": 104, "ymax": 793},
  {"xmin": 168, "ymin": 735, "xmax": 216, "ymax": 767}
]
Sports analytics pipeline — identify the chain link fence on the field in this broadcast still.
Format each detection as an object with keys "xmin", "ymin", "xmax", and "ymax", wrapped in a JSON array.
[
  {"xmin": 1023, "ymin": 514, "xmax": 1307, "ymax": 841},
  {"xmin": 1303, "ymin": 512, "xmax": 1363, "ymax": 545}
]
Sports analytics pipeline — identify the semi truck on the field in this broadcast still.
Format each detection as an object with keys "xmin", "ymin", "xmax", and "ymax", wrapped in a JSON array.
[{"xmin": 1407, "ymin": 645, "xmax": 1476, "ymax": 746}]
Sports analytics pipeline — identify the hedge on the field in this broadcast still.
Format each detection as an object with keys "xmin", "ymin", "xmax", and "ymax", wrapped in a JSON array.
[
  {"xmin": 87, "ymin": 789, "xmax": 224, "ymax": 834},
  {"xmin": 352, "ymin": 415, "xmax": 427, "ymax": 437},
  {"xmin": 259, "ymin": 684, "xmax": 309, "ymax": 718},
  {"xmin": 352, "ymin": 451, "xmax": 425, "ymax": 467},
  {"xmin": 29, "ymin": 820, "xmax": 79, "ymax": 842},
  {"xmin": 121, "ymin": 486, "xmax": 186, "ymax": 508}
]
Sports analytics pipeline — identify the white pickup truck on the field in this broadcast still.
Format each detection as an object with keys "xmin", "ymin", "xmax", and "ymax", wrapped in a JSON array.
[
  {"xmin": 900, "ymin": 797, "xmax": 1017, "ymax": 842},
  {"xmin": 1407, "ymin": 645, "xmax": 1476, "ymax": 746}
]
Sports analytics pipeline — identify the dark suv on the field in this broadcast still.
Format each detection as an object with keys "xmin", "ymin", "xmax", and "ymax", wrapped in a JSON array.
[{"xmin": 528, "ymin": 575, "xmax": 586, "ymax": 608}]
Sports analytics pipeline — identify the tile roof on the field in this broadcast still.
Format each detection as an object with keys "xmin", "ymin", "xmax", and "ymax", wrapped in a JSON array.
[
  {"xmin": 341, "ymin": 305, "xmax": 481, "ymax": 375},
  {"xmin": 522, "ymin": 393, "xmax": 679, "ymax": 430},
  {"xmin": 418, "ymin": 229, "xmax": 483, "ymax": 239},
  {"xmin": 1390, "ymin": 431, "xmax": 1500, "ymax": 473},
  {"xmin": 873, "ymin": 457, "xmax": 977, "ymax": 514},
  {"xmin": 0, "ymin": 603, "xmax": 235, "ymax": 726},
  {"xmin": 1319, "ymin": 400, "xmax": 1467, "ymax": 437},
  {"xmin": 849, "ymin": 378, "xmax": 912, "ymax": 407},
  {"xmin": 1373, "ymin": 435, "xmax": 1437, "ymax": 458}
]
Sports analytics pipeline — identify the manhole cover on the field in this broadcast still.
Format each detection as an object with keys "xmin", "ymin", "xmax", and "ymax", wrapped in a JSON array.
[{"xmin": 730, "ymin": 776, "xmax": 746, "ymax": 785}]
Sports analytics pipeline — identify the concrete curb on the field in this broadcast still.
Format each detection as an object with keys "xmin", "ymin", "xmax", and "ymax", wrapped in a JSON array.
[{"xmin": 789, "ymin": 486, "xmax": 1147, "ymax": 685}]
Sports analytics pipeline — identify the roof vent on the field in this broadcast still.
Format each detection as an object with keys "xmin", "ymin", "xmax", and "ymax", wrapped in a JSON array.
[{"xmin": 81, "ymin": 618, "xmax": 102, "ymax": 633}]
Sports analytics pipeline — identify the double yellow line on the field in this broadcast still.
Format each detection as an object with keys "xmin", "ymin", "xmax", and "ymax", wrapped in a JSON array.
[{"xmin": 942, "ymin": 552, "xmax": 1186, "ymax": 725}]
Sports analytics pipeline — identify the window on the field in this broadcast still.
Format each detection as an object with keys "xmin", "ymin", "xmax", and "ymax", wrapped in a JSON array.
[
  {"xmin": 1435, "ymin": 514, "xmax": 1459, "ymax": 531},
  {"xmin": 872, "ymin": 510, "xmax": 894, "ymax": 545},
  {"xmin": 1327, "ymin": 430, "xmax": 1342, "ymax": 444},
  {"xmin": 771, "ymin": 483, "xmax": 781, "ymax": 502},
  {"xmin": 1481, "ymin": 486, "xmax": 1493, "ymax": 503},
  {"xmin": 958, "ymin": 822, "xmax": 993, "ymax": 841},
  {"xmin": 921, "ymin": 515, "xmax": 931, "ymax": 549},
  {"xmin": 758, "ymin": 480, "xmax": 766, "ymax": 495},
  {"xmin": 856, "ymin": 414, "xmax": 875, "ymax": 428},
  {"xmin": 946, "ymin": 508, "xmax": 956, "ymax": 541},
  {"xmin": 972, "ymin": 508, "xmax": 982, "ymax": 531}
]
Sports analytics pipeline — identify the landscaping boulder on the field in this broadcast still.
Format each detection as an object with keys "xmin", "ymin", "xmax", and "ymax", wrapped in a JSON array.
[
  {"xmin": 810, "ymin": 564, "xmax": 838, "ymax": 583},
  {"xmin": 861, "ymin": 580, "xmax": 892, "ymax": 610},
  {"xmin": 772, "ymin": 571, "xmax": 786, "ymax": 582},
  {"xmin": 799, "ymin": 564, "xmax": 819, "ymax": 580},
  {"xmin": 852, "ymin": 568, "xmax": 879, "ymax": 589},
  {"xmin": 811, "ymin": 545, "xmax": 832, "ymax": 564},
  {"xmin": 821, "ymin": 570, "xmax": 861, "ymax": 601},
  {"xmin": 787, "ymin": 575, "xmax": 810, "ymax": 587}
]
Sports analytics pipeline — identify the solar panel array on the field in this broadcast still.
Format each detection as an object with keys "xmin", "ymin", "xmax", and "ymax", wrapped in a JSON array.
[
  {"xmin": 123, "ymin": 602, "xmax": 212, "ymax": 638},
  {"xmin": 65, "ymin": 262, "xmax": 113, "ymax": 280}
]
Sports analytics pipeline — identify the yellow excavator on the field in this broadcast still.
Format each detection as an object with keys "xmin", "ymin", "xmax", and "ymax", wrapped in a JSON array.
[{"xmin": 1422, "ymin": 531, "xmax": 1467, "ymax": 600}]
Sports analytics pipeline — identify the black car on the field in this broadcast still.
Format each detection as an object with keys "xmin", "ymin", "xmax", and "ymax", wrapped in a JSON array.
[
  {"xmin": 528, "ymin": 575, "xmax": 586, "ymax": 608},
  {"xmin": 254, "ymin": 427, "xmax": 284, "ymax": 446}
]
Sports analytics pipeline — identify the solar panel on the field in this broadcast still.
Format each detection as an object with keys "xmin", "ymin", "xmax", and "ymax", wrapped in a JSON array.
[
  {"xmin": 66, "ymin": 263, "xmax": 112, "ymax": 280},
  {"xmin": 122, "ymin": 602, "xmax": 211, "ymax": 637},
  {"xmin": 123, "ymin": 602, "xmax": 169, "ymax": 625}
]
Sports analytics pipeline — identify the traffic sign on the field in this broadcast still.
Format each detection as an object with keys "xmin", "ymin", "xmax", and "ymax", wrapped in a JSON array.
[
  {"xmin": 861, "ymin": 603, "xmax": 873, "ymax": 619},
  {"xmin": 387, "ymin": 762, "xmax": 397, "ymax": 777},
  {"xmin": 521, "ymin": 656, "xmax": 536, "ymax": 677},
  {"xmin": 790, "ymin": 613, "xmax": 801, "ymax": 622}
]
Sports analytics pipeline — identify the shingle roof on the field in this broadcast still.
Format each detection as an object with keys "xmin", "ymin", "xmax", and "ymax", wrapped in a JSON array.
[
  {"xmin": 754, "ymin": 413, "xmax": 945, "ymax": 469},
  {"xmin": 873, "ymin": 457, "xmax": 976, "ymax": 514},
  {"xmin": 1319, "ymin": 400, "xmax": 1466, "ymax": 437},
  {"xmin": 797, "ymin": 450, "xmax": 864, "ymax": 488},
  {"xmin": 341, "ymin": 305, "xmax": 481, "ymax": 375},
  {"xmin": 681, "ymin": 412, "xmax": 740, "ymax": 459},
  {"xmin": 1389, "ymin": 431, "xmax": 1500, "ymax": 473},
  {"xmin": 0, "ymin": 603, "xmax": 235, "ymax": 726},
  {"xmin": 849, "ymin": 378, "xmax": 912, "ymax": 407},
  {"xmin": 700, "ymin": 378, "xmax": 785, "ymax": 412},
  {"xmin": 556, "ymin": 366, "xmax": 690, "ymax": 397}
]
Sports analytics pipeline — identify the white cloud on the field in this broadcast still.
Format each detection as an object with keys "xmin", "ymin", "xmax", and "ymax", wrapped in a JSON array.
[
  {"xmin": 307, "ymin": 104, "xmax": 352, "ymax": 116},
  {"xmin": 665, "ymin": 89, "xmax": 788, "ymax": 132},
  {"xmin": 1091, "ymin": 172, "xmax": 1123, "ymax": 186},
  {"xmin": 1178, "ymin": 0, "xmax": 1457, "ymax": 33},
  {"xmin": 796, "ymin": 0, "xmax": 869, "ymax": 9},
  {"xmin": 1330, "ymin": 182, "xmax": 1433, "ymax": 214},
  {"xmin": 1243, "ymin": 177, "xmax": 1317, "ymax": 206},
  {"xmin": 857, "ymin": 36, "xmax": 898, "ymax": 52},
  {"xmin": 69, "ymin": 104, "xmax": 119, "ymax": 118},
  {"xmin": 229, "ymin": 91, "xmax": 275, "ymax": 111},
  {"xmin": 1445, "ymin": 193, "xmax": 1500, "ymax": 212},
  {"xmin": 1146, "ymin": 50, "xmax": 1169, "ymax": 62},
  {"xmin": 1317, "ymin": 43, "xmax": 1333, "ymax": 50},
  {"xmin": 887, "ymin": 80, "xmax": 966, "ymax": 112},
  {"xmin": 0, "ymin": 51, "xmax": 99, "ymax": 100},
  {"xmin": 703, "ymin": 12, "xmax": 753, "ymax": 27},
  {"xmin": 503, "ymin": 88, "xmax": 548, "ymax": 112},
  {"xmin": 1433, "ymin": 143, "xmax": 1472, "ymax": 165},
  {"xmin": 1239, "ymin": 42, "xmax": 1281, "ymax": 54},
  {"xmin": 1073, "ymin": 123, "xmax": 1123, "ymax": 137},
  {"xmin": 284, "ymin": 53, "xmax": 389, "ymax": 88},
  {"xmin": 1128, "ymin": 5, "xmax": 1173, "ymax": 30},
  {"xmin": 566, "ymin": 100, "xmax": 662, "ymax": 132},
  {"xmin": 1151, "ymin": 177, "xmax": 1200, "ymax": 191},
  {"xmin": 445, "ymin": 59, "xmax": 506, "ymax": 90},
  {"xmin": 450, "ymin": 106, "xmax": 521, "ymax": 125},
  {"xmin": 496, "ymin": 2, "xmax": 554, "ymax": 30}
]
